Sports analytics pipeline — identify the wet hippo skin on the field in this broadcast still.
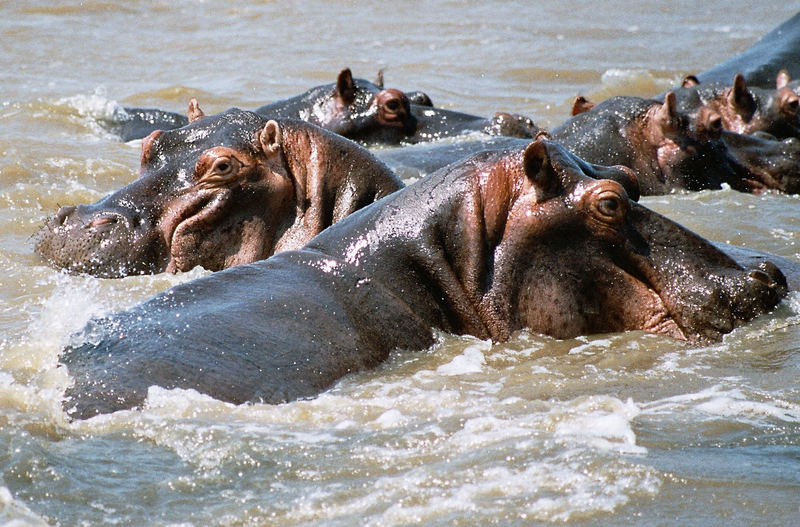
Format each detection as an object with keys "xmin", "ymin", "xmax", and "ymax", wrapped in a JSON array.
[
  {"xmin": 60, "ymin": 137, "xmax": 787, "ymax": 419},
  {"xmin": 102, "ymin": 69, "xmax": 419, "ymax": 144},
  {"xmin": 101, "ymin": 68, "xmax": 538, "ymax": 144},
  {"xmin": 36, "ymin": 109, "xmax": 403, "ymax": 278}
]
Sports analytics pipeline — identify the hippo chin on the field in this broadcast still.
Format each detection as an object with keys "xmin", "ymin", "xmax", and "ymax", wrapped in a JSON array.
[
  {"xmin": 60, "ymin": 137, "xmax": 787, "ymax": 419},
  {"xmin": 35, "ymin": 109, "xmax": 403, "ymax": 278}
]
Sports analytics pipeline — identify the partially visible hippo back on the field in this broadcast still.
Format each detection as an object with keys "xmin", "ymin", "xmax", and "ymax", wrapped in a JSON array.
[
  {"xmin": 100, "ymin": 68, "xmax": 421, "ymax": 145},
  {"xmin": 695, "ymin": 13, "xmax": 800, "ymax": 88},
  {"xmin": 35, "ymin": 109, "xmax": 403, "ymax": 278}
]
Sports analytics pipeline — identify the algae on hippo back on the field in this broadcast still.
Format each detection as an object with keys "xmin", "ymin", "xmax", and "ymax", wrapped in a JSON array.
[
  {"xmin": 60, "ymin": 137, "xmax": 787, "ymax": 419},
  {"xmin": 35, "ymin": 108, "xmax": 403, "ymax": 278}
]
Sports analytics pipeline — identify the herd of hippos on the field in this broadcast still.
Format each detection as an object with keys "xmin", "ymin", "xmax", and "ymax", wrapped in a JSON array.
[{"xmin": 32, "ymin": 14, "xmax": 800, "ymax": 419}]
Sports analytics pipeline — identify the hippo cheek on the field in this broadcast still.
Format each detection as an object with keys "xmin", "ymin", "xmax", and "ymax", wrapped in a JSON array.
[
  {"xmin": 35, "ymin": 207, "xmax": 166, "ymax": 277},
  {"xmin": 514, "ymin": 254, "xmax": 685, "ymax": 340},
  {"xmin": 611, "ymin": 209, "xmax": 787, "ymax": 342},
  {"xmin": 165, "ymin": 190, "xmax": 274, "ymax": 273}
]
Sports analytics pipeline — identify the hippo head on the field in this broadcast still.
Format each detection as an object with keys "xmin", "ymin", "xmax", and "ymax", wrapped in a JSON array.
[
  {"xmin": 723, "ymin": 130, "xmax": 800, "ymax": 194},
  {"xmin": 713, "ymin": 73, "xmax": 800, "ymax": 138},
  {"xmin": 445, "ymin": 139, "xmax": 786, "ymax": 342},
  {"xmin": 36, "ymin": 109, "xmax": 310, "ymax": 277},
  {"xmin": 644, "ymin": 91, "xmax": 737, "ymax": 191},
  {"xmin": 309, "ymin": 68, "xmax": 417, "ymax": 144}
]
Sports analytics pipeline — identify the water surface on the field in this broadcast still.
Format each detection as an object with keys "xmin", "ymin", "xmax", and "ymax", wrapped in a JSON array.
[{"xmin": 2, "ymin": 1, "xmax": 800, "ymax": 525}]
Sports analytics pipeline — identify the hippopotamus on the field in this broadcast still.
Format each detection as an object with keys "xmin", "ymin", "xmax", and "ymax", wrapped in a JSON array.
[
  {"xmin": 59, "ymin": 137, "xmax": 787, "ymax": 419},
  {"xmin": 553, "ymin": 92, "xmax": 800, "ymax": 194},
  {"xmin": 35, "ymin": 109, "xmax": 403, "ymax": 278},
  {"xmin": 694, "ymin": 12, "xmax": 800, "ymax": 87},
  {"xmin": 672, "ymin": 73, "xmax": 800, "ymax": 139},
  {"xmin": 101, "ymin": 68, "xmax": 538, "ymax": 144},
  {"xmin": 549, "ymin": 92, "xmax": 741, "ymax": 194},
  {"xmin": 100, "ymin": 68, "xmax": 419, "ymax": 144}
]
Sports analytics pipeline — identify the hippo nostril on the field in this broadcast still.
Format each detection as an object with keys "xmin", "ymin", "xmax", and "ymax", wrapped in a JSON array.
[
  {"xmin": 55, "ymin": 205, "xmax": 77, "ymax": 226},
  {"xmin": 747, "ymin": 269, "xmax": 774, "ymax": 287},
  {"xmin": 753, "ymin": 260, "xmax": 787, "ymax": 291},
  {"xmin": 88, "ymin": 216, "xmax": 119, "ymax": 228}
]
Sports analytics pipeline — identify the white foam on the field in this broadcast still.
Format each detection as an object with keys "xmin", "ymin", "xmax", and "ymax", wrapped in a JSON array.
[
  {"xmin": 643, "ymin": 384, "xmax": 800, "ymax": 424},
  {"xmin": 436, "ymin": 343, "xmax": 488, "ymax": 375},
  {"xmin": 0, "ymin": 486, "xmax": 50, "ymax": 526}
]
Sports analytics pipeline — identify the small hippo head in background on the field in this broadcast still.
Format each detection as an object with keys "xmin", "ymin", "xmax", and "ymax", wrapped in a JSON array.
[
  {"xmin": 553, "ymin": 92, "xmax": 737, "ymax": 194},
  {"xmin": 256, "ymin": 68, "xmax": 418, "ymax": 145},
  {"xmin": 35, "ymin": 105, "xmax": 402, "ymax": 278},
  {"xmin": 680, "ymin": 71, "xmax": 800, "ymax": 139}
]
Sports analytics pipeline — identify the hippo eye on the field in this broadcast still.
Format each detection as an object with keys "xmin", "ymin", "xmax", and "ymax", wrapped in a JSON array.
[
  {"xmin": 213, "ymin": 158, "xmax": 234, "ymax": 175},
  {"xmin": 385, "ymin": 99, "xmax": 401, "ymax": 112},
  {"xmin": 598, "ymin": 198, "xmax": 619, "ymax": 217},
  {"xmin": 593, "ymin": 191, "xmax": 626, "ymax": 223}
]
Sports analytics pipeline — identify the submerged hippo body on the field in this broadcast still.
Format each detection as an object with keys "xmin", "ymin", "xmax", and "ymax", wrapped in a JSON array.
[
  {"xmin": 36, "ymin": 110, "xmax": 403, "ymax": 278},
  {"xmin": 695, "ymin": 13, "xmax": 800, "ymax": 87},
  {"xmin": 61, "ymin": 138, "xmax": 787, "ymax": 419},
  {"xmin": 100, "ymin": 68, "xmax": 537, "ymax": 144},
  {"xmin": 407, "ymin": 106, "xmax": 540, "ymax": 143}
]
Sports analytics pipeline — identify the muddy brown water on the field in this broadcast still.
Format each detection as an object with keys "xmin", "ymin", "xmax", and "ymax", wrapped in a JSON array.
[{"xmin": 2, "ymin": 1, "xmax": 800, "ymax": 525}]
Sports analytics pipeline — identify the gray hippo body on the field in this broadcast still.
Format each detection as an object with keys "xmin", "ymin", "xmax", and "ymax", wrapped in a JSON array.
[
  {"xmin": 61, "ymin": 138, "xmax": 787, "ymax": 419},
  {"xmin": 695, "ymin": 13, "xmax": 800, "ymax": 88}
]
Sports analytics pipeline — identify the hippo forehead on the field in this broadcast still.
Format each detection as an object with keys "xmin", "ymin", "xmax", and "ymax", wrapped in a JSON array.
[{"xmin": 145, "ymin": 108, "xmax": 265, "ymax": 175}]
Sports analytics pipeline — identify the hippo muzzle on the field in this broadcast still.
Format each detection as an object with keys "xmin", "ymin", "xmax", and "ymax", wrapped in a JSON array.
[{"xmin": 35, "ymin": 202, "xmax": 167, "ymax": 278}]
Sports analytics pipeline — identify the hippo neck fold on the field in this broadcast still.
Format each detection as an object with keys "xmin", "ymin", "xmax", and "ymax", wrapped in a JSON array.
[{"xmin": 306, "ymin": 149, "xmax": 524, "ymax": 341}]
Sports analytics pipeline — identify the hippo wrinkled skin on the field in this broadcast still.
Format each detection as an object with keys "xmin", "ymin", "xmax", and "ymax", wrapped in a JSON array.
[
  {"xmin": 36, "ymin": 109, "xmax": 403, "ymax": 278},
  {"xmin": 61, "ymin": 137, "xmax": 787, "ymax": 419}
]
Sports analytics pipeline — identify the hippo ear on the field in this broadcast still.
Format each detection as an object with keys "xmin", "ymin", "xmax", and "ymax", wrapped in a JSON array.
[
  {"xmin": 571, "ymin": 95, "xmax": 595, "ymax": 116},
  {"xmin": 522, "ymin": 137, "xmax": 557, "ymax": 194},
  {"xmin": 656, "ymin": 91, "xmax": 679, "ymax": 133},
  {"xmin": 374, "ymin": 69, "xmax": 384, "ymax": 89},
  {"xmin": 777, "ymin": 69, "xmax": 791, "ymax": 89},
  {"xmin": 187, "ymin": 98, "xmax": 205, "ymax": 123},
  {"xmin": 336, "ymin": 68, "xmax": 356, "ymax": 105},
  {"xmin": 729, "ymin": 73, "xmax": 753, "ymax": 109},
  {"xmin": 258, "ymin": 120, "xmax": 282, "ymax": 155},
  {"xmin": 681, "ymin": 75, "xmax": 700, "ymax": 88}
]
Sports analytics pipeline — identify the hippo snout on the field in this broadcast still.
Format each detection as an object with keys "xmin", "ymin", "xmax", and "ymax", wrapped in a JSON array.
[
  {"xmin": 35, "ymin": 204, "xmax": 167, "ymax": 278},
  {"xmin": 53, "ymin": 204, "xmax": 77, "ymax": 226}
]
